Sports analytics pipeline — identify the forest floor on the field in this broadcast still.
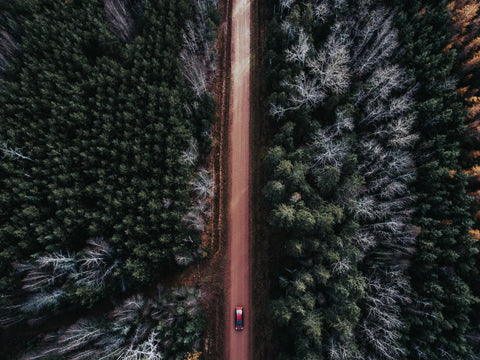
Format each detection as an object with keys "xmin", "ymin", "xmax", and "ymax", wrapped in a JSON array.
[{"xmin": 168, "ymin": 0, "xmax": 232, "ymax": 359}]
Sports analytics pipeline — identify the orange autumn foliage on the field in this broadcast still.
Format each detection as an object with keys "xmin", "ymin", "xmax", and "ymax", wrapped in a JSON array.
[
  {"xmin": 448, "ymin": 0, "xmax": 480, "ymax": 95},
  {"xmin": 468, "ymin": 229, "xmax": 480, "ymax": 240},
  {"xmin": 468, "ymin": 150, "xmax": 480, "ymax": 160},
  {"xmin": 467, "ymin": 96, "xmax": 480, "ymax": 117},
  {"xmin": 419, "ymin": 7, "xmax": 427, "ymax": 18},
  {"xmin": 185, "ymin": 351, "xmax": 202, "ymax": 360},
  {"xmin": 449, "ymin": 0, "xmax": 480, "ymax": 237},
  {"xmin": 456, "ymin": 86, "xmax": 469, "ymax": 96},
  {"xmin": 463, "ymin": 50, "xmax": 480, "ymax": 72},
  {"xmin": 448, "ymin": 0, "xmax": 480, "ymax": 145},
  {"xmin": 464, "ymin": 164, "xmax": 480, "ymax": 176}
]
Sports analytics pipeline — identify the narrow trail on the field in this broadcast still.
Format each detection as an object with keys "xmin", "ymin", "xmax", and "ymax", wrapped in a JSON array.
[{"xmin": 224, "ymin": 0, "xmax": 252, "ymax": 358}]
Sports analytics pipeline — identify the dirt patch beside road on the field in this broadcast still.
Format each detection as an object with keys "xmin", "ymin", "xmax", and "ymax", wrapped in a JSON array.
[
  {"xmin": 170, "ymin": 0, "xmax": 232, "ymax": 358},
  {"xmin": 200, "ymin": 0, "xmax": 232, "ymax": 357},
  {"xmin": 250, "ymin": 1, "xmax": 279, "ymax": 359}
]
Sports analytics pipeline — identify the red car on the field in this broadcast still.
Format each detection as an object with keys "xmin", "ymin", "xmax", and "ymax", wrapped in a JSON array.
[{"xmin": 235, "ymin": 307, "xmax": 244, "ymax": 331}]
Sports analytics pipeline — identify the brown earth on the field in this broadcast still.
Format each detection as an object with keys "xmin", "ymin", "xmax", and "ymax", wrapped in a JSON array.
[{"xmin": 224, "ymin": 0, "xmax": 253, "ymax": 359}]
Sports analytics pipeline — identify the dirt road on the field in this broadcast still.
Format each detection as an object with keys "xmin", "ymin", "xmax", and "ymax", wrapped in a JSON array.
[{"xmin": 224, "ymin": 0, "xmax": 252, "ymax": 358}]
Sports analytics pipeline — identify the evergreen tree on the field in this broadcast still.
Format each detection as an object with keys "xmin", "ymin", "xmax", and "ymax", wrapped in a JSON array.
[{"xmin": 392, "ymin": 0, "xmax": 479, "ymax": 358}]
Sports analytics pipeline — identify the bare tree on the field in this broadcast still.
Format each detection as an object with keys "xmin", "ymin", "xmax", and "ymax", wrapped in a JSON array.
[
  {"xmin": 190, "ymin": 168, "xmax": 214, "ymax": 199},
  {"xmin": 35, "ymin": 252, "xmax": 76, "ymax": 272},
  {"xmin": 306, "ymin": 29, "xmax": 351, "ymax": 95},
  {"xmin": 280, "ymin": 0, "xmax": 296, "ymax": 13},
  {"xmin": 331, "ymin": 258, "xmax": 351, "ymax": 274},
  {"xmin": 0, "ymin": 142, "xmax": 32, "ymax": 161},
  {"xmin": 283, "ymin": 71, "xmax": 326, "ymax": 109},
  {"xmin": 334, "ymin": 108, "xmax": 355, "ymax": 133},
  {"xmin": 269, "ymin": 102, "xmax": 289, "ymax": 119},
  {"xmin": 161, "ymin": 197, "xmax": 172, "ymax": 209},
  {"xmin": 314, "ymin": 1, "xmax": 331, "ymax": 23},
  {"xmin": 22, "ymin": 268, "xmax": 65, "ymax": 292},
  {"xmin": 272, "ymin": 23, "xmax": 351, "ymax": 119},
  {"xmin": 193, "ymin": 197, "xmax": 211, "ymax": 216},
  {"xmin": 182, "ymin": 166, "xmax": 213, "ymax": 241},
  {"xmin": 174, "ymin": 253, "xmax": 194, "ymax": 266},
  {"xmin": 309, "ymin": 127, "xmax": 349, "ymax": 170},
  {"xmin": 351, "ymin": 195, "xmax": 378, "ymax": 221},
  {"xmin": 180, "ymin": 139, "xmax": 199, "ymax": 167},
  {"xmin": 73, "ymin": 238, "xmax": 118, "ymax": 288},
  {"xmin": 180, "ymin": 0, "xmax": 218, "ymax": 97},
  {"xmin": 281, "ymin": 20, "xmax": 298, "ymax": 41},
  {"xmin": 20, "ymin": 285, "xmax": 203, "ymax": 359},
  {"xmin": 21, "ymin": 289, "xmax": 66, "ymax": 315},
  {"xmin": 350, "ymin": 5, "xmax": 398, "ymax": 76},
  {"xmin": 182, "ymin": 211, "xmax": 205, "ymax": 232},
  {"xmin": 122, "ymin": 330, "xmax": 162, "ymax": 360},
  {"xmin": 180, "ymin": 33, "xmax": 209, "ymax": 97},
  {"xmin": 285, "ymin": 29, "xmax": 311, "ymax": 65},
  {"xmin": 328, "ymin": 337, "xmax": 360, "ymax": 360},
  {"xmin": 112, "ymin": 294, "xmax": 147, "ymax": 325},
  {"xmin": 354, "ymin": 65, "xmax": 409, "ymax": 109},
  {"xmin": 387, "ymin": 116, "xmax": 417, "ymax": 149},
  {"xmin": 1, "ymin": 238, "xmax": 120, "ymax": 328},
  {"xmin": 15, "ymin": 253, "xmax": 73, "ymax": 293},
  {"xmin": 0, "ymin": 30, "xmax": 17, "ymax": 73},
  {"xmin": 56, "ymin": 319, "xmax": 103, "ymax": 354},
  {"xmin": 104, "ymin": 0, "xmax": 141, "ymax": 42},
  {"xmin": 353, "ymin": 230, "xmax": 376, "ymax": 252}
]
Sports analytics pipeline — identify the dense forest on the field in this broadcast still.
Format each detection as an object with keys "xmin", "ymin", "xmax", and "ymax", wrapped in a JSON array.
[
  {"xmin": 449, "ymin": 0, "xmax": 480, "ymax": 356},
  {"xmin": 1, "ymin": 0, "xmax": 480, "ymax": 358},
  {"xmin": 0, "ymin": 0, "xmax": 218, "ymax": 358},
  {"xmin": 264, "ymin": 0, "xmax": 480, "ymax": 359}
]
